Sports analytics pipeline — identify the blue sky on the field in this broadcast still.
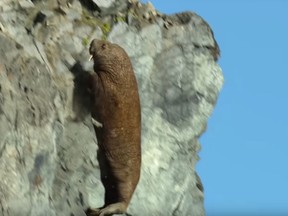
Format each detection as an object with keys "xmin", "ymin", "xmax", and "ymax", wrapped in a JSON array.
[{"xmin": 142, "ymin": 0, "xmax": 288, "ymax": 215}]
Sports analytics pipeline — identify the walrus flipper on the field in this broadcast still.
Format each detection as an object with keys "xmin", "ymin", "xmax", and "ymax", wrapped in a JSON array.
[{"xmin": 86, "ymin": 202, "xmax": 127, "ymax": 216}]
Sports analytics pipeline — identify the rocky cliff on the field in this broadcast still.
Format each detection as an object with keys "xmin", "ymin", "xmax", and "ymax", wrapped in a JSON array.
[{"xmin": 0, "ymin": 0, "xmax": 224, "ymax": 216}]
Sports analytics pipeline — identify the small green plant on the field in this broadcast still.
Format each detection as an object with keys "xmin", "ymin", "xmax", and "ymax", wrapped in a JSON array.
[
  {"xmin": 81, "ymin": 9, "xmax": 98, "ymax": 27},
  {"xmin": 81, "ymin": 9, "xmax": 112, "ymax": 40},
  {"xmin": 100, "ymin": 23, "xmax": 111, "ymax": 40},
  {"xmin": 114, "ymin": 15, "xmax": 126, "ymax": 23},
  {"xmin": 82, "ymin": 37, "xmax": 89, "ymax": 46},
  {"xmin": 101, "ymin": 23, "xmax": 111, "ymax": 35}
]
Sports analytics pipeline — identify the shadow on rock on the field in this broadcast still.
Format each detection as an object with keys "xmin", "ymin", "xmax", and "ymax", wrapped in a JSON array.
[{"xmin": 70, "ymin": 61, "xmax": 92, "ymax": 121}]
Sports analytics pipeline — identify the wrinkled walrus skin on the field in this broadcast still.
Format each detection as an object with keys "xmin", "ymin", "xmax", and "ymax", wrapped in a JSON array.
[{"xmin": 86, "ymin": 39, "xmax": 141, "ymax": 216}]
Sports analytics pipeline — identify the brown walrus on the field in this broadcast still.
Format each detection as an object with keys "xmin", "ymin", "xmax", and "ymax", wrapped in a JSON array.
[{"xmin": 86, "ymin": 39, "xmax": 141, "ymax": 216}]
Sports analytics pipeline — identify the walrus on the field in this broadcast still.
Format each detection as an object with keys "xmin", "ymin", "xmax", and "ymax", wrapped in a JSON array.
[{"xmin": 86, "ymin": 39, "xmax": 141, "ymax": 216}]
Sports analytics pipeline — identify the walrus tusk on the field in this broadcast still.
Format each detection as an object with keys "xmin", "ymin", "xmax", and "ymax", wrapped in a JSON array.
[
  {"xmin": 92, "ymin": 117, "xmax": 103, "ymax": 128},
  {"xmin": 89, "ymin": 55, "xmax": 93, "ymax": 61}
]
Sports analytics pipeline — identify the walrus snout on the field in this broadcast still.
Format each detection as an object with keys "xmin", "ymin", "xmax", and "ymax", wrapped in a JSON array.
[
  {"xmin": 89, "ymin": 39, "xmax": 108, "ymax": 61},
  {"xmin": 89, "ymin": 39, "xmax": 98, "ymax": 61},
  {"xmin": 89, "ymin": 43, "xmax": 96, "ymax": 61}
]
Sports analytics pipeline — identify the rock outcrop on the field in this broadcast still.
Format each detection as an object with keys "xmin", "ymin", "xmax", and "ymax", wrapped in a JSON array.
[{"xmin": 0, "ymin": 0, "xmax": 223, "ymax": 216}]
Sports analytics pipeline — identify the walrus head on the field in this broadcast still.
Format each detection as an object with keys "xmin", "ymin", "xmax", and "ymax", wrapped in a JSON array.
[
  {"xmin": 89, "ymin": 39, "xmax": 131, "ymax": 76},
  {"xmin": 89, "ymin": 39, "xmax": 108, "ymax": 62},
  {"xmin": 89, "ymin": 39, "xmax": 115, "ymax": 73}
]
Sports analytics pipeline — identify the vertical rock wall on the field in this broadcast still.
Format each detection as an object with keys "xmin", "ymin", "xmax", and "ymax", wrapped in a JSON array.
[{"xmin": 0, "ymin": 0, "xmax": 223, "ymax": 215}]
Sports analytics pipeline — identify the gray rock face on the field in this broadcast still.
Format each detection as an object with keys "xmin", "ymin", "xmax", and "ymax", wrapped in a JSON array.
[
  {"xmin": 0, "ymin": 0, "xmax": 223, "ymax": 216},
  {"xmin": 92, "ymin": 0, "xmax": 115, "ymax": 8}
]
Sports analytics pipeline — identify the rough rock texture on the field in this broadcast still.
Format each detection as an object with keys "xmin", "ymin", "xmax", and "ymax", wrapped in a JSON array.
[{"xmin": 0, "ymin": 0, "xmax": 223, "ymax": 216}]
